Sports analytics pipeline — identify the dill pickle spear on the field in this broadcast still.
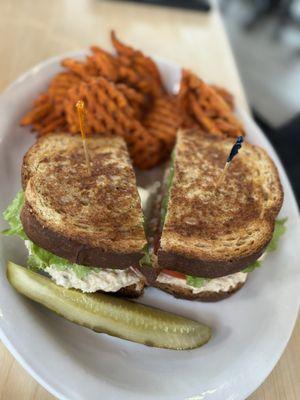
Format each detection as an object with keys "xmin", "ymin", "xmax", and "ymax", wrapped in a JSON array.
[{"xmin": 7, "ymin": 261, "xmax": 211, "ymax": 350}]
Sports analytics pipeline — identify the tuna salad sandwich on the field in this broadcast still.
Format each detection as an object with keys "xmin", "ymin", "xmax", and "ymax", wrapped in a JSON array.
[
  {"xmin": 3, "ymin": 133, "xmax": 153, "ymax": 297},
  {"xmin": 154, "ymin": 129, "xmax": 284, "ymax": 301}
]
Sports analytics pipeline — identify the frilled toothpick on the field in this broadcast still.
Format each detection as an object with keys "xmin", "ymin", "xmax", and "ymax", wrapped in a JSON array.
[
  {"xmin": 215, "ymin": 136, "xmax": 244, "ymax": 190},
  {"xmin": 76, "ymin": 100, "xmax": 92, "ymax": 175}
]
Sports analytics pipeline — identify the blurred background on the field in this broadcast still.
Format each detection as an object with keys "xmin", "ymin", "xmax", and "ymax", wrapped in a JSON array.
[
  {"xmin": 221, "ymin": 0, "xmax": 300, "ymax": 205},
  {"xmin": 127, "ymin": 0, "xmax": 300, "ymax": 204}
]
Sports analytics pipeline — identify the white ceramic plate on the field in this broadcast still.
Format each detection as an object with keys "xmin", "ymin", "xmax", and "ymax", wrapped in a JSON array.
[{"xmin": 0, "ymin": 52, "xmax": 299, "ymax": 400}]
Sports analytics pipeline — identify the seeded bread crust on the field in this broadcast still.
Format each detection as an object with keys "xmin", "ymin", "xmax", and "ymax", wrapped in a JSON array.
[
  {"xmin": 154, "ymin": 279, "xmax": 246, "ymax": 302},
  {"xmin": 21, "ymin": 133, "xmax": 147, "ymax": 270},
  {"xmin": 157, "ymin": 130, "xmax": 283, "ymax": 277}
]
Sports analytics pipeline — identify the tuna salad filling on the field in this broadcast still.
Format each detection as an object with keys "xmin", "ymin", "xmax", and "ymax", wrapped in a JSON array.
[{"xmin": 3, "ymin": 191, "xmax": 145, "ymax": 293}]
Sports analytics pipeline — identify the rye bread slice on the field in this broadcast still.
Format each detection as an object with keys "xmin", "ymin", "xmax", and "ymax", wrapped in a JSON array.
[
  {"xmin": 157, "ymin": 130, "xmax": 283, "ymax": 277},
  {"xmin": 21, "ymin": 133, "xmax": 147, "ymax": 271}
]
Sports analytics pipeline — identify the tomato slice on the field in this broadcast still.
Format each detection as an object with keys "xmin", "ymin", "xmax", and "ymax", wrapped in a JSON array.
[{"xmin": 162, "ymin": 269, "xmax": 186, "ymax": 280}]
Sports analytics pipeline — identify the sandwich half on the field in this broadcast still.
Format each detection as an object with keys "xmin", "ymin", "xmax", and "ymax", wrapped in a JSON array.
[
  {"xmin": 154, "ymin": 129, "xmax": 284, "ymax": 301},
  {"xmin": 4, "ymin": 133, "xmax": 153, "ymax": 297}
]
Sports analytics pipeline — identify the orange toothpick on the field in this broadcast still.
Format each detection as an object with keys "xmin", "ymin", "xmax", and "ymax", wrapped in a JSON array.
[{"xmin": 76, "ymin": 100, "xmax": 91, "ymax": 175}]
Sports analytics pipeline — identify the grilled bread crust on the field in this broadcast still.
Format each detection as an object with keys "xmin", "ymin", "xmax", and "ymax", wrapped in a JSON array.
[
  {"xmin": 21, "ymin": 133, "xmax": 147, "ymax": 269},
  {"xmin": 154, "ymin": 279, "xmax": 245, "ymax": 302},
  {"xmin": 157, "ymin": 130, "xmax": 283, "ymax": 277},
  {"xmin": 114, "ymin": 282, "xmax": 145, "ymax": 298}
]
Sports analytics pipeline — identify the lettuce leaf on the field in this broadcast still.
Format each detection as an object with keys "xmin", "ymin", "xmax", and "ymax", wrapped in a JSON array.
[
  {"xmin": 26, "ymin": 241, "xmax": 98, "ymax": 278},
  {"xmin": 243, "ymin": 218, "xmax": 287, "ymax": 273},
  {"xmin": 186, "ymin": 219, "xmax": 288, "ymax": 277},
  {"xmin": 2, "ymin": 191, "xmax": 288, "ymax": 281},
  {"xmin": 243, "ymin": 260, "xmax": 261, "ymax": 273},
  {"xmin": 2, "ymin": 191, "xmax": 27, "ymax": 239},
  {"xmin": 186, "ymin": 275, "xmax": 207, "ymax": 288},
  {"xmin": 266, "ymin": 218, "xmax": 287, "ymax": 253},
  {"xmin": 160, "ymin": 151, "xmax": 175, "ymax": 226},
  {"xmin": 2, "ymin": 191, "xmax": 99, "ymax": 278},
  {"xmin": 139, "ymin": 244, "xmax": 152, "ymax": 268}
]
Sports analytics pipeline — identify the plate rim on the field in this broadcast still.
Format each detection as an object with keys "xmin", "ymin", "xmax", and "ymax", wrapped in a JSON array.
[{"xmin": 0, "ymin": 50, "xmax": 299, "ymax": 400}]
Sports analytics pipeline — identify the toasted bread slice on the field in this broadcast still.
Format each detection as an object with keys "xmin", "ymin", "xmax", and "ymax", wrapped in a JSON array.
[
  {"xmin": 21, "ymin": 133, "xmax": 147, "ymax": 272},
  {"xmin": 157, "ymin": 130, "xmax": 283, "ymax": 277},
  {"xmin": 154, "ymin": 272, "xmax": 247, "ymax": 302}
]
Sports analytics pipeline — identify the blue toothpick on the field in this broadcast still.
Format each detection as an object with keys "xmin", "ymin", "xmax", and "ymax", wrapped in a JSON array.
[
  {"xmin": 227, "ymin": 136, "xmax": 244, "ymax": 162},
  {"xmin": 216, "ymin": 136, "xmax": 244, "ymax": 189}
]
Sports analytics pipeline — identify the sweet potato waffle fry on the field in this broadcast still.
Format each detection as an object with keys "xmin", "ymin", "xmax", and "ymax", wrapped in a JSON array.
[
  {"xmin": 20, "ymin": 31, "xmax": 244, "ymax": 169},
  {"xmin": 48, "ymin": 72, "xmax": 82, "ymax": 111},
  {"xmin": 143, "ymin": 95, "xmax": 182, "ymax": 159},
  {"xmin": 111, "ymin": 31, "xmax": 164, "ymax": 97},
  {"xmin": 125, "ymin": 120, "xmax": 162, "ymax": 169},
  {"xmin": 211, "ymin": 85, "xmax": 235, "ymax": 110},
  {"xmin": 20, "ymin": 94, "xmax": 52, "ymax": 126},
  {"xmin": 111, "ymin": 31, "xmax": 163, "ymax": 87},
  {"xmin": 179, "ymin": 70, "xmax": 244, "ymax": 137},
  {"xmin": 20, "ymin": 93, "xmax": 68, "ymax": 135},
  {"xmin": 65, "ymin": 77, "xmax": 161, "ymax": 169},
  {"xmin": 89, "ymin": 46, "xmax": 118, "ymax": 81},
  {"xmin": 65, "ymin": 77, "xmax": 135, "ymax": 134},
  {"xmin": 116, "ymin": 83, "xmax": 148, "ymax": 119}
]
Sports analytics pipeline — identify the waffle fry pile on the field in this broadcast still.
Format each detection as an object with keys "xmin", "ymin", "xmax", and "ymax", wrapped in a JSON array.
[{"xmin": 21, "ymin": 31, "xmax": 244, "ymax": 169}]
